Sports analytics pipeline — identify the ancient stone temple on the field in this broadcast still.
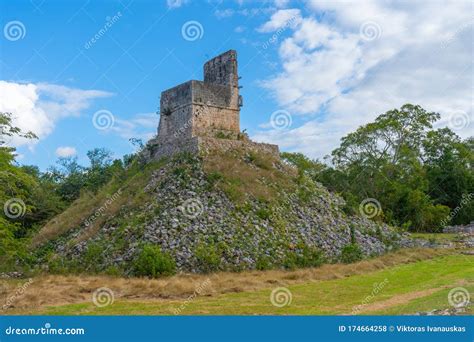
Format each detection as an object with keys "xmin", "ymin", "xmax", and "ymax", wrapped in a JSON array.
[{"xmin": 146, "ymin": 50, "xmax": 279, "ymax": 159}]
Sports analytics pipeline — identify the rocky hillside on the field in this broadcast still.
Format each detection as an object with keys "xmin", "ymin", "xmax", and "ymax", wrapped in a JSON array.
[{"xmin": 33, "ymin": 147, "xmax": 411, "ymax": 275}]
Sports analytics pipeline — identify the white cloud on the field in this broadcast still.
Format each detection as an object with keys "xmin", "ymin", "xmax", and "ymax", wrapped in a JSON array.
[
  {"xmin": 166, "ymin": 0, "xmax": 188, "ymax": 9},
  {"xmin": 274, "ymin": 0, "xmax": 290, "ymax": 8},
  {"xmin": 111, "ymin": 112, "xmax": 158, "ymax": 142},
  {"xmin": 215, "ymin": 9, "xmax": 234, "ymax": 19},
  {"xmin": 0, "ymin": 81, "xmax": 112, "ymax": 148},
  {"xmin": 255, "ymin": 0, "xmax": 473, "ymax": 159},
  {"xmin": 55, "ymin": 146, "xmax": 77, "ymax": 157},
  {"xmin": 234, "ymin": 25, "xmax": 246, "ymax": 33},
  {"xmin": 257, "ymin": 9, "xmax": 301, "ymax": 33}
]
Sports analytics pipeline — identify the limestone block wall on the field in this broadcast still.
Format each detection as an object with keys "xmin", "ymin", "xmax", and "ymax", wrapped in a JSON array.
[
  {"xmin": 191, "ymin": 81, "xmax": 237, "ymax": 109},
  {"xmin": 203, "ymin": 50, "xmax": 238, "ymax": 87},
  {"xmin": 148, "ymin": 136, "xmax": 279, "ymax": 161},
  {"xmin": 158, "ymin": 81, "xmax": 193, "ymax": 142},
  {"xmin": 160, "ymin": 81, "xmax": 192, "ymax": 111},
  {"xmin": 192, "ymin": 104, "xmax": 239, "ymax": 136}
]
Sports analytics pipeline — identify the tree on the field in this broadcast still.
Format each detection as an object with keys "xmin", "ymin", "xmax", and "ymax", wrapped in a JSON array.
[
  {"xmin": 423, "ymin": 129, "xmax": 474, "ymax": 225},
  {"xmin": 286, "ymin": 105, "xmax": 469, "ymax": 232},
  {"xmin": 0, "ymin": 112, "xmax": 38, "ymax": 269}
]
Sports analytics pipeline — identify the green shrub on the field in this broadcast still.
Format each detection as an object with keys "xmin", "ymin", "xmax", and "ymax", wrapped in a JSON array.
[
  {"xmin": 340, "ymin": 243, "xmax": 364, "ymax": 263},
  {"xmin": 215, "ymin": 131, "xmax": 232, "ymax": 139},
  {"xmin": 133, "ymin": 245, "xmax": 176, "ymax": 277},
  {"xmin": 206, "ymin": 171, "xmax": 223, "ymax": 189},
  {"xmin": 256, "ymin": 207, "xmax": 271, "ymax": 220},
  {"xmin": 283, "ymin": 245, "xmax": 325, "ymax": 269},
  {"xmin": 297, "ymin": 245, "xmax": 325, "ymax": 268},
  {"xmin": 255, "ymin": 255, "xmax": 272, "ymax": 270},
  {"xmin": 83, "ymin": 243, "xmax": 104, "ymax": 272},
  {"xmin": 195, "ymin": 243, "xmax": 223, "ymax": 273}
]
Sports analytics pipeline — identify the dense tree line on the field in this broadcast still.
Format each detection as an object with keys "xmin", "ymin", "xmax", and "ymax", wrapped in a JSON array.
[
  {"xmin": 283, "ymin": 104, "xmax": 473, "ymax": 232},
  {"xmin": 0, "ymin": 112, "xmax": 133, "ymax": 270}
]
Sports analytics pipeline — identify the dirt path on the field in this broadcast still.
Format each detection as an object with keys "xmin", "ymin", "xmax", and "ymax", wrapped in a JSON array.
[{"xmin": 351, "ymin": 287, "xmax": 448, "ymax": 314}]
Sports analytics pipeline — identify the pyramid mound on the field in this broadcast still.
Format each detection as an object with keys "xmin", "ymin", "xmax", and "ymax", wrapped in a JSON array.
[
  {"xmin": 33, "ymin": 50, "xmax": 412, "ymax": 274},
  {"xmin": 33, "ymin": 147, "xmax": 410, "ymax": 274}
]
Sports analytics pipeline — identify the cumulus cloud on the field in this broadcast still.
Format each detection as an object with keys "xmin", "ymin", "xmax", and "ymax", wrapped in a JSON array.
[
  {"xmin": 0, "ymin": 81, "xmax": 112, "ymax": 147},
  {"xmin": 255, "ymin": 1, "xmax": 473, "ymax": 159},
  {"xmin": 55, "ymin": 146, "xmax": 77, "ymax": 157},
  {"xmin": 111, "ymin": 112, "xmax": 158, "ymax": 143},
  {"xmin": 257, "ymin": 9, "xmax": 301, "ymax": 33},
  {"xmin": 166, "ymin": 0, "xmax": 188, "ymax": 9}
]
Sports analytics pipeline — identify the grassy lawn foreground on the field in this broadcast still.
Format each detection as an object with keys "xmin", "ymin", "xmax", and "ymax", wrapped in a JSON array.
[{"xmin": 8, "ymin": 252, "xmax": 472, "ymax": 315}]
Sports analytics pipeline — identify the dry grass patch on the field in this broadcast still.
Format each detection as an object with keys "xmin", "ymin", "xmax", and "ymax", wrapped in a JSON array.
[
  {"xmin": 31, "ymin": 160, "xmax": 165, "ymax": 248},
  {"xmin": 203, "ymin": 149, "xmax": 297, "ymax": 203},
  {"xmin": 0, "ymin": 248, "xmax": 451, "ymax": 312}
]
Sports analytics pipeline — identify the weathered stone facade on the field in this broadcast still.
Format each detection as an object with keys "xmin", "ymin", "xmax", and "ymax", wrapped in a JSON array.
[{"xmin": 147, "ymin": 50, "xmax": 279, "ymax": 159}]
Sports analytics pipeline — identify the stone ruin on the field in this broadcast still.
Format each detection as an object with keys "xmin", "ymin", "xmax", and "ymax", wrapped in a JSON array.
[{"xmin": 146, "ymin": 50, "xmax": 279, "ymax": 160}]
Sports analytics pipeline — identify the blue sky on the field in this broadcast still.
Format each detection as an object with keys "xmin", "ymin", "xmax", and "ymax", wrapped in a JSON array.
[{"xmin": 1, "ymin": 0, "xmax": 472, "ymax": 170}]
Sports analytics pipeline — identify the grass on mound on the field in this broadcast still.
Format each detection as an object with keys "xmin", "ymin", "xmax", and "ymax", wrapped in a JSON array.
[
  {"xmin": 203, "ymin": 149, "xmax": 297, "ymax": 203},
  {"xmin": 31, "ymin": 159, "xmax": 167, "ymax": 247}
]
